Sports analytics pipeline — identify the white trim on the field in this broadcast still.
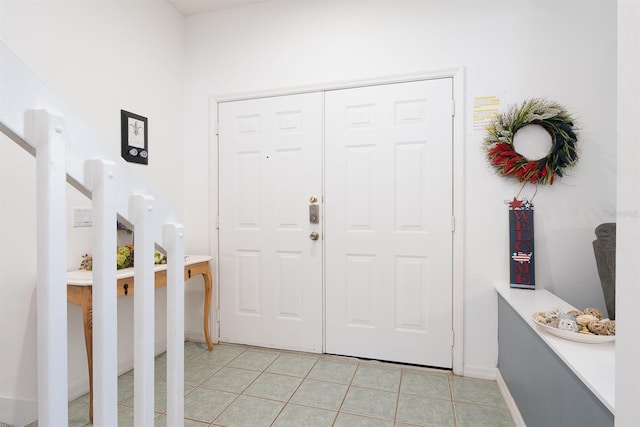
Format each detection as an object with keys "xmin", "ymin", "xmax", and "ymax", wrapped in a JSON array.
[
  {"xmin": 496, "ymin": 369, "xmax": 527, "ymax": 427},
  {"xmin": 184, "ymin": 331, "xmax": 213, "ymax": 344},
  {"xmin": 209, "ymin": 68, "xmax": 465, "ymax": 371},
  {"xmin": 463, "ymin": 365, "xmax": 498, "ymax": 380},
  {"xmin": 451, "ymin": 67, "xmax": 465, "ymax": 376},
  {"xmin": 0, "ymin": 398, "xmax": 38, "ymax": 427},
  {"xmin": 208, "ymin": 96, "xmax": 220, "ymax": 346},
  {"xmin": 67, "ymin": 339, "xmax": 169, "ymax": 402},
  {"xmin": 214, "ymin": 68, "xmax": 464, "ymax": 104}
]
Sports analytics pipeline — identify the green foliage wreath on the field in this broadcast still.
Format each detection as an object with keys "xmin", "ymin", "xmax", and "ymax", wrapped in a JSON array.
[{"xmin": 484, "ymin": 98, "xmax": 578, "ymax": 185}]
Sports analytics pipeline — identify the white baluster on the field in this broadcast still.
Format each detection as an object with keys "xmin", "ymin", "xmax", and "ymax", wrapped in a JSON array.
[
  {"xmin": 130, "ymin": 194, "xmax": 155, "ymax": 426},
  {"xmin": 85, "ymin": 159, "xmax": 118, "ymax": 426},
  {"xmin": 164, "ymin": 224, "xmax": 185, "ymax": 427},
  {"xmin": 34, "ymin": 110, "xmax": 68, "ymax": 426}
]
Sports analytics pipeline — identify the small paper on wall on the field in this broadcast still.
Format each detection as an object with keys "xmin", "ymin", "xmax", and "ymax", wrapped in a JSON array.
[
  {"xmin": 509, "ymin": 197, "xmax": 535, "ymax": 289},
  {"xmin": 473, "ymin": 96, "xmax": 500, "ymax": 132}
]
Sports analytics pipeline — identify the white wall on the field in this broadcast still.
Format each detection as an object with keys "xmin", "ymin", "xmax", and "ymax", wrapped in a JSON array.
[
  {"xmin": 0, "ymin": 0, "xmax": 187, "ymax": 402},
  {"xmin": 183, "ymin": 0, "xmax": 617, "ymax": 372}
]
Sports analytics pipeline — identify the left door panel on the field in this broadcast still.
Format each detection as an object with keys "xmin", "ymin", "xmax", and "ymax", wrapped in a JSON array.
[{"xmin": 218, "ymin": 92, "xmax": 323, "ymax": 352}]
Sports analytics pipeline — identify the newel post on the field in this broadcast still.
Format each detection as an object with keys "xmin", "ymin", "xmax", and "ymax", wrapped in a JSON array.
[{"xmin": 34, "ymin": 110, "xmax": 68, "ymax": 426}]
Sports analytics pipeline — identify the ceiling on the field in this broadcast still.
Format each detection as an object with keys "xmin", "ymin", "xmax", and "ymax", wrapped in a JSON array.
[{"xmin": 166, "ymin": 0, "xmax": 269, "ymax": 15}]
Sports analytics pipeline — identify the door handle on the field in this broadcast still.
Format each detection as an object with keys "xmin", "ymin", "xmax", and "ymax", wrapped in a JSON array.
[{"xmin": 310, "ymin": 231, "xmax": 320, "ymax": 241}]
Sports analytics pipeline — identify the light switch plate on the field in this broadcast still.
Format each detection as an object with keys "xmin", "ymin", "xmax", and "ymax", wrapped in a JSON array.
[{"xmin": 73, "ymin": 207, "xmax": 92, "ymax": 227}]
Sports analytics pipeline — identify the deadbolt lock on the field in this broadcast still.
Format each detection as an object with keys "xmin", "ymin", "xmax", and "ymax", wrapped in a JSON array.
[
  {"xmin": 310, "ymin": 231, "xmax": 320, "ymax": 241},
  {"xmin": 309, "ymin": 195, "xmax": 318, "ymax": 203},
  {"xmin": 309, "ymin": 204, "xmax": 319, "ymax": 224}
]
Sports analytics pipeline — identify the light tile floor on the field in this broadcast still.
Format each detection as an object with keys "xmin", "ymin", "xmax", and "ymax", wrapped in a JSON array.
[{"xmin": 68, "ymin": 341, "xmax": 515, "ymax": 427}]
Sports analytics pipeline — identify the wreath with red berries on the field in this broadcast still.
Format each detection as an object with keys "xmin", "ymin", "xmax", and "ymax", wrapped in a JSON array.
[{"xmin": 484, "ymin": 99, "xmax": 578, "ymax": 185}]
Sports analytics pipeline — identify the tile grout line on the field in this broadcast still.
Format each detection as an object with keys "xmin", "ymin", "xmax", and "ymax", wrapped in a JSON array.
[
  {"xmin": 200, "ymin": 344, "xmax": 250, "ymax": 425},
  {"xmin": 209, "ymin": 346, "xmax": 276, "ymax": 426},
  {"xmin": 265, "ymin": 351, "xmax": 301, "ymax": 427},
  {"xmin": 331, "ymin": 358, "xmax": 359, "ymax": 426},
  {"xmin": 269, "ymin": 351, "xmax": 327, "ymax": 427},
  {"xmin": 449, "ymin": 375, "xmax": 460, "ymax": 427},
  {"xmin": 393, "ymin": 367, "xmax": 404, "ymax": 425}
]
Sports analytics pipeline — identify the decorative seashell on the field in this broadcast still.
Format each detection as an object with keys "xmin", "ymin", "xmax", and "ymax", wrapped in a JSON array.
[
  {"xmin": 558, "ymin": 318, "xmax": 579, "ymax": 332},
  {"xmin": 584, "ymin": 307, "xmax": 602, "ymax": 320},
  {"xmin": 609, "ymin": 320, "xmax": 616, "ymax": 335},
  {"xmin": 578, "ymin": 328, "xmax": 594, "ymax": 335},
  {"xmin": 576, "ymin": 314, "xmax": 597, "ymax": 326},
  {"xmin": 533, "ymin": 313, "xmax": 547, "ymax": 323},
  {"xmin": 544, "ymin": 308, "xmax": 563, "ymax": 319},
  {"xmin": 567, "ymin": 309, "xmax": 584, "ymax": 317},
  {"xmin": 558, "ymin": 313, "xmax": 576, "ymax": 321},
  {"xmin": 549, "ymin": 319, "xmax": 560, "ymax": 328},
  {"xmin": 588, "ymin": 320, "xmax": 614, "ymax": 335}
]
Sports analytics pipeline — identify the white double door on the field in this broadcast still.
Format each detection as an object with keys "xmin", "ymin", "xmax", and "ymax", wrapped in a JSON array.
[{"xmin": 219, "ymin": 79, "xmax": 453, "ymax": 367}]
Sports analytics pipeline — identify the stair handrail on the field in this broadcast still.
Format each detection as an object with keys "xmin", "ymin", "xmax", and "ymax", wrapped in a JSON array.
[
  {"xmin": 1, "ymin": 40, "xmax": 185, "ymax": 426},
  {"xmin": 0, "ymin": 41, "xmax": 180, "ymax": 229}
]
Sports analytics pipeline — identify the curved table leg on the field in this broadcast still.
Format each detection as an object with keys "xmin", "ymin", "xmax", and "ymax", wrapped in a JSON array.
[
  {"xmin": 80, "ymin": 288, "xmax": 94, "ymax": 423},
  {"xmin": 202, "ymin": 269, "xmax": 214, "ymax": 351}
]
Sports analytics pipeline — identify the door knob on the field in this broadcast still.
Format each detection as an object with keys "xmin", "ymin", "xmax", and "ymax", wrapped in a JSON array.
[
  {"xmin": 310, "ymin": 231, "xmax": 320, "ymax": 241},
  {"xmin": 309, "ymin": 195, "xmax": 318, "ymax": 203}
]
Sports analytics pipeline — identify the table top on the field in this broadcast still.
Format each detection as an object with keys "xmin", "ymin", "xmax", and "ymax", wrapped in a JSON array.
[
  {"xmin": 67, "ymin": 255, "xmax": 212, "ymax": 286},
  {"xmin": 495, "ymin": 283, "xmax": 615, "ymax": 413}
]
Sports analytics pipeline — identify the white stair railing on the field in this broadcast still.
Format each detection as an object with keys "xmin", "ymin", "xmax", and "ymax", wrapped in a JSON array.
[
  {"xmin": 33, "ymin": 109, "xmax": 69, "ymax": 426},
  {"xmin": 1, "ymin": 41, "xmax": 185, "ymax": 426},
  {"xmin": 85, "ymin": 158, "xmax": 119, "ymax": 425}
]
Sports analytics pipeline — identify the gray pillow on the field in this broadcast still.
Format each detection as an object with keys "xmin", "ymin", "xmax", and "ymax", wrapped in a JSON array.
[{"xmin": 592, "ymin": 223, "xmax": 616, "ymax": 319}]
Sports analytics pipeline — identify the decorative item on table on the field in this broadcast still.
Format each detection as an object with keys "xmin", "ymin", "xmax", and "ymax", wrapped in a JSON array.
[
  {"xmin": 117, "ymin": 220, "xmax": 133, "ymax": 235},
  {"xmin": 532, "ymin": 307, "xmax": 615, "ymax": 343},
  {"xmin": 509, "ymin": 196, "xmax": 535, "ymax": 289},
  {"xmin": 116, "ymin": 244, "xmax": 134, "ymax": 269},
  {"xmin": 79, "ymin": 246, "xmax": 166, "ymax": 270},
  {"xmin": 80, "ymin": 253, "xmax": 93, "ymax": 271},
  {"xmin": 154, "ymin": 250, "xmax": 167, "ymax": 265},
  {"xmin": 79, "ymin": 220, "xmax": 167, "ymax": 270}
]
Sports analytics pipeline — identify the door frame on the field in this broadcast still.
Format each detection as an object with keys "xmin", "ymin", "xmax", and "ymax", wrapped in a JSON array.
[{"xmin": 209, "ymin": 68, "xmax": 466, "ymax": 375}]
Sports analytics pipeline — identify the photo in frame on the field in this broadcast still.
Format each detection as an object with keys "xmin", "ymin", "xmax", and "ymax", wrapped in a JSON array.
[{"xmin": 121, "ymin": 110, "xmax": 148, "ymax": 164}]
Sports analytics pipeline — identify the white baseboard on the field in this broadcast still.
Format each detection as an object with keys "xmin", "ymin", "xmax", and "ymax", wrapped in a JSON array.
[
  {"xmin": 68, "ymin": 339, "xmax": 169, "ymax": 401},
  {"xmin": 462, "ymin": 365, "xmax": 498, "ymax": 380},
  {"xmin": 0, "ymin": 397, "xmax": 37, "ymax": 427},
  {"xmin": 68, "ymin": 377, "xmax": 91, "ymax": 402},
  {"xmin": 185, "ymin": 329, "xmax": 209, "ymax": 343},
  {"xmin": 496, "ymin": 370, "xmax": 526, "ymax": 427}
]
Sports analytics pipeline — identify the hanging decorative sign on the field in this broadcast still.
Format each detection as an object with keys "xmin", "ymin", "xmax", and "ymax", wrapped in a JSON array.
[
  {"xmin": 484, "ymin": 98, "xmax": 578, "ymax": 185},
  {"xmin": 509, "ymin": 197, "xmax": 535, "ymax": 289}
]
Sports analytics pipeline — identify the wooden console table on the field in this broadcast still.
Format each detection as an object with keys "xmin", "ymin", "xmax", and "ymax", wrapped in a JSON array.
[{"xmin": 67, "ymin": 255, "xmax": 213, "ymax": 422}]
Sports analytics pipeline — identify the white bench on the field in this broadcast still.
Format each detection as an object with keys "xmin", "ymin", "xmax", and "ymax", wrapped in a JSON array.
[{"xmin": 495, "ymin": 283, "xmax": 614, "ymax": 426}]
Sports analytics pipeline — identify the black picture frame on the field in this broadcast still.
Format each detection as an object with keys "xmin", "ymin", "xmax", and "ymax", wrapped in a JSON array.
[{"xmin": 121, "ymin": 110, "xmax": 148, "ymax": 165}]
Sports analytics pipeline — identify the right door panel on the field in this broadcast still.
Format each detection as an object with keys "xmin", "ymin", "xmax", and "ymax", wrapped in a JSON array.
[{"xmin": 324, "ymin": 79, "xmax": 454, "ymax": 368}]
